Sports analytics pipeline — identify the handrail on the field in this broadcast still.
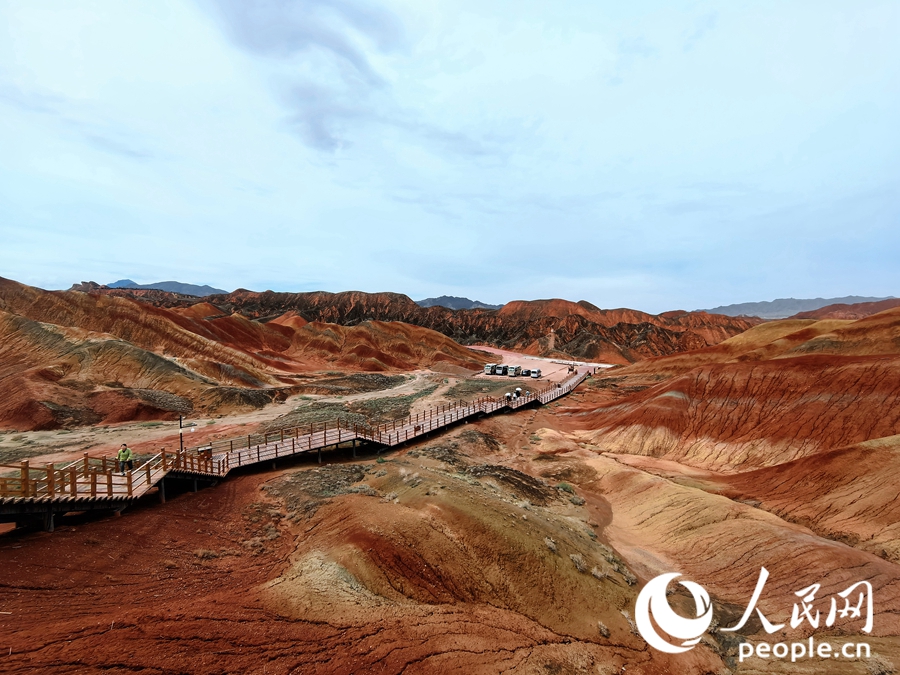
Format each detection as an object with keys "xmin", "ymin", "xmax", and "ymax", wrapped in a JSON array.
[{"xmin": 0, "ymin": 370, "xmax": 589, "ymax": 501}]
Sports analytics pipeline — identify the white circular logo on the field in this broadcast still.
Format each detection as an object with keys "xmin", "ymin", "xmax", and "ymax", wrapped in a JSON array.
[{"xmin": 635, "ymin": 573, "xmax": 713, "ymax": 654}]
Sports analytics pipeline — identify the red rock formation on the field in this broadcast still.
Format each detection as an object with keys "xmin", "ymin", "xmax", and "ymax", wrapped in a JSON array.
[
  {"xmin": 86, "ymin": 285, "xmax": 759, "ymax": 363},
  {"xmin": 571, "ymin": 308, "xmax": 900, "ymax": 471},
  {"xmin": 792, "ymin": 297, "xmax": 900, "ymax": 320},
  {"xmin": 717, "ymin": 434, "xmax": 900, "ymax": 563},
  {"xmin": 0, "ymin": 278, "xmax": 485, "ymax": 430},
  {"xmin": 581, "ymin": 354, "xmax": 900, "ymax": 471}
]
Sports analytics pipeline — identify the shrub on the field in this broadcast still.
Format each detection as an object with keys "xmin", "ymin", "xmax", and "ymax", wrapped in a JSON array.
[{"xmin": 570, "ymin": 553, "xmax": 587, "ymax": 573}]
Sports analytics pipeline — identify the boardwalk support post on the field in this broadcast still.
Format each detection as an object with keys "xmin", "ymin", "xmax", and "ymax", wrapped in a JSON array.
[
  {"xmin": 159, "ymin": 478, "xmax": 166, "ymax": 504},
  {"xmin": 20, "ymin": 461, "xmax": 29, "ymax": 498},
  {"xmin": 44, "ymin": 508, "xmax": 54, "ymax": 533}
]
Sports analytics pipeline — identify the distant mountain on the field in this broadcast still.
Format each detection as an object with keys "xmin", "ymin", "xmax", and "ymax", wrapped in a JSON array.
[
  {"xmin": 107, "ymin": 279, "xmax": 228, "ymax": 297},
  {"xmin": 792, "ymin": 298, "xmax": 900, "ymax": 320},
  {"xmin": 702, "ymin": 296, "xmax": 895, "ymax": 320},
  {"xmin": 107, "ymin": 289, "xmax": 755, "ymax": 364},
  {"xmin": 416, "ymin": 295, "xmax": 502, "ymax": 310}
]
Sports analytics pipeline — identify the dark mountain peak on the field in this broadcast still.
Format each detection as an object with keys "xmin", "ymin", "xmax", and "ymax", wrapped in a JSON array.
[
  {"xmin": 416, "ymin": 295, "xmax": 502, "ymax": 310},
  {"xmin": 105, "ymin": 279, "xmax": 229, "ymax": 297},
  {"xmin": 702, "ymin": 296, "xmax": 895, "ymax": 319},
  {"xmin": 69, "ymin": 281, "xmax": 109, "ymax": 292}
]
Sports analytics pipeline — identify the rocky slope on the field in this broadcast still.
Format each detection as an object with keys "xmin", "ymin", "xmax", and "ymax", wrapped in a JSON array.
[
  {"xmin": 2, "ymin": 293, "xmax": 898, "ymax": 673},
  {"xmin": 792, "ymin": 297, "xmax": 900, "ymax": 320},
  {"xmin": 85, "ymin": 286, "xmax": 760, "ymax": 363},
  {"xmin": 0, "ymin": 278, "xmax": 485, "ymax": 430},
  {"xmin": 567, "ymin": 307, "xmax": 900, "ymax": 472},
  {"xmin": 716, "ymin": 434, "xmax": 900, "ymax": 563},
  {"xmin": 2, "ymin": 405, "xmax": 897, "ymax": 674}
]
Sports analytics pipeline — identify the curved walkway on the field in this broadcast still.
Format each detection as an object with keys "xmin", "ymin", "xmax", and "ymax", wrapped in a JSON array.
[{"xmin": 0, "ymin": 371, "xmax": 588, "ymax": 531}]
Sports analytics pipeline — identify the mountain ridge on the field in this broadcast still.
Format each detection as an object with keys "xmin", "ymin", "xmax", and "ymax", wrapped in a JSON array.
[
  {"xmin": 72, "ymin": 285, "xmax": 759, "ymax": 364},
  {"xmin": 107, "ymin": 279, "xmax": 229, "ymax": 296},
  {"xmin": 703, "ymin": 295, "xmax": 894, "ymax": 319},
  {"xmin": 415, "ymin": 295, "xmax": 502, "ymax": 310}
]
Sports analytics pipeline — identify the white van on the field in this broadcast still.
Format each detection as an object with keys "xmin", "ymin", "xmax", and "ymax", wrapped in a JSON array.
[
  {"xmin": 530, "ymin": 368, "xmax": 542, "ymax": 379},
  {"xmin": 496, "ymin": 365, "xmax": 508, "ymax": 375},
  {"xmin": 508, "ymin": 365, "xmax": 522, "ymax": 377},
  {"xmin": 484, "ymin": 363, "xmax": 496, "ymax": 375}
]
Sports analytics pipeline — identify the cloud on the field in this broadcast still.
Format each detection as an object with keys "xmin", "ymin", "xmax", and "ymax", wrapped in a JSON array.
[
  {"xmin": 83, "ymin": 133, "xmax": 154, "ymax": 160},
  {"xmin": 0, "ymin": 81, "xmax": 154, "ymax": 160},
  {"xmin": 608, "ymin": 36, "xmax": 658, "ymax": 85},
  {"xmin": 282, "ymin": 83, "xmax": 363, "ymax": 151},
  {"xmin": 207, "ymin": 0, "xmax": 403, "ymax": 74},
  {"xmin": 202, "ymin": 0, "xmax": 407, "ymax": 151},
  {"xmin": 684, "ymin": 12, "xmax": 718, "ymax": 52},
  {"xmin": 204, "ymin": 0, "xmax": 506, "ymax": 158},
  {"xmin": 0, "ymin": 82, "xmax": 63, "ymax": 115}
]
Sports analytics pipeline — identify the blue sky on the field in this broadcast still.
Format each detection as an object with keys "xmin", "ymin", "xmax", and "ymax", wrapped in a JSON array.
[{"xmin": 0, "ymin": 1, "xmax": 898, "ymax": 312}]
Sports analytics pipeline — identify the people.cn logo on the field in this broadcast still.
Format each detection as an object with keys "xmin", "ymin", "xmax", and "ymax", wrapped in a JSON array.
[{"xmin": 635, "ymin": 573, "xmax": 714, "ymax": 654}]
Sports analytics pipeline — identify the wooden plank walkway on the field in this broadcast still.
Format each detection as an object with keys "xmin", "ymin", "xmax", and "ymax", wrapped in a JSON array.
[{"xmin": 0, "ymin": 370, "xmax": 588, "ymax": 529}]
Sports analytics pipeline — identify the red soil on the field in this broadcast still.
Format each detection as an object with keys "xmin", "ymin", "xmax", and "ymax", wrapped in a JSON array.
[
  {"xmin": 0, "ymin": 278, "xmax": 486, "ymax": 431},
  {"xmin": 793, "ymin": 298, "xmax": 900, "ymax": 320},
  {"xmin": 84, "ymin": 285, "xmax": 760, "ymax": 363},
  {"xmin": 0, "ymin": 450, "xmax": 723, "ymax": 675},
  {"xmin": 577, "ymin": 354, "xmax": 900, "ymax": 471}
]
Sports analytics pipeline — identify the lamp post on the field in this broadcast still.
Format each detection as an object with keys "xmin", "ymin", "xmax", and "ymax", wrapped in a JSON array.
[{"xmin": 179, "ymin": 415, "xmax": 197, "ymax": 452}]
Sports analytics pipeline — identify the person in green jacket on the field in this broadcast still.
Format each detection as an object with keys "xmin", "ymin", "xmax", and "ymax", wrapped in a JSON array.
[{"xmin": 117, "ymin": 444, "xmax": 134, "ymax": 475}]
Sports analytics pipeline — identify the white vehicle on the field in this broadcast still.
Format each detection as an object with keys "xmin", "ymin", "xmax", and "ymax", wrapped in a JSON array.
[
  {"xmin": 484, "ymin": 363, "xmax": 497, "ymax": 375},
  {"xmin": 530, "ymin": 368, "xmax": 542, "ymax": 378},
  {"xmin": 496, "ymin": 364, "xmax": 508, "ymax": 375},
  {"xmin": 508, "ymin": 365, "xmax": 522, "ymax": 377}
]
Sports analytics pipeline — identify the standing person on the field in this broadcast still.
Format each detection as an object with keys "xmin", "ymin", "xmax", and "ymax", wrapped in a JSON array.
[{"xmin": 117, "ymin": 443, "xmax": 134, "ymax": 476}]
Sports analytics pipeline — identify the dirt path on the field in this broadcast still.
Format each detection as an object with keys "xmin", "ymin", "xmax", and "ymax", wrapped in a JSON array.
[{"xmin": 0, "ymin": 348, "xmax": 582, "ymax": 470}]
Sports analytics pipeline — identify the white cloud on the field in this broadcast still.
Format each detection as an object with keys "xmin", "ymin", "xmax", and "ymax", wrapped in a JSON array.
[{"xmin": 0, "ymin": 0, "xmax": 898, "ymax": 311}]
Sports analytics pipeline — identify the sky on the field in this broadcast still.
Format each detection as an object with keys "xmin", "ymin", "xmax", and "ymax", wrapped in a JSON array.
[{"xmin": 0, "ymin": 1, "xmax": 898, "ymax": 313}]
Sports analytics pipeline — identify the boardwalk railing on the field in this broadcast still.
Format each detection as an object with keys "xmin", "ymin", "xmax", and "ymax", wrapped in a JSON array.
[
  {"xmin": 0, "ymin": 370, "xmax": 589, "ymax": 508},
  {"xmin": 0, "ymin": 448, "xmax": 230, "ymax": 501}
]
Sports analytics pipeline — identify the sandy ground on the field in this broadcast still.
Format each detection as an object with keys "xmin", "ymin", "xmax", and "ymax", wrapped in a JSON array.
[
  {"xmin": 0, "ymin": 372, "xmax": 439, "ymax": 468},
  {"xmin": 470, "ymin": 345, "xmax": 615, "ymax": 376},
  {"xmin": 0, "ymin": 348, "xmax": 600, "ymax": 472},
  {"xmin": 1, "ymin": 353, "xmax": 898, "ymax": 673}
]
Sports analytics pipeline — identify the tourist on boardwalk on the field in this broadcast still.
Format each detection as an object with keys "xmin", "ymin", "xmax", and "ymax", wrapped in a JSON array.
[{"xmin": 117, "ymin": 444, "xmax": 134, "ymax": 475}]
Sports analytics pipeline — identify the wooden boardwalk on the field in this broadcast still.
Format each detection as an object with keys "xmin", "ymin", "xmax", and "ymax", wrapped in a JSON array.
[{"xmin": 0, "ymin": 370, "xmax": 588, "ymax": 530}]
